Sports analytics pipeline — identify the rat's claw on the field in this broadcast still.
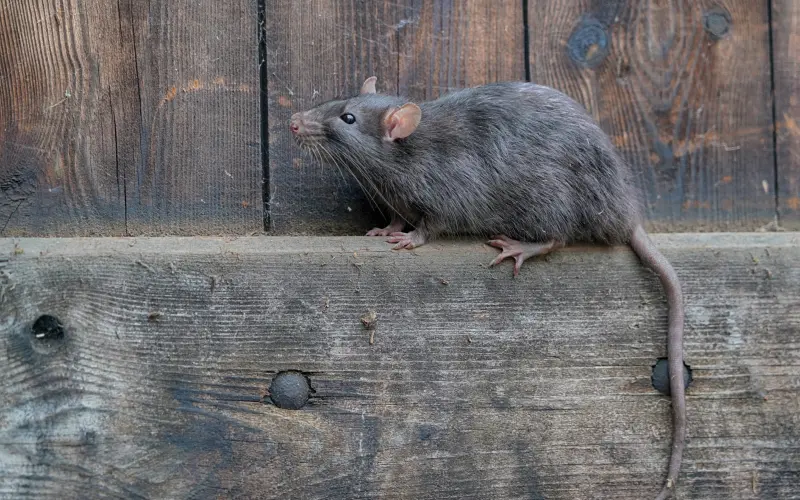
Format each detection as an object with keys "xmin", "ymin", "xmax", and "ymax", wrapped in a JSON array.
[
  {"xmin": 367, "ymin": 219, "xmax": 405, "ymax": 237},
  {"xmin": 387, "ymin": 233, "xmax": 415, "ymax": 249},
  {"xmin": 487, "ymin": 235, "xmax": 561, "ymax": 276},
  {"xmin": 488, "ymin": 248, "xmax": 524, "ymax": 276},
  {"xmin": 392, "ymin": 240, "xmax": 413, "ymax": 250},
  {"xmin": 386, "ymin": 230, "xmax": 426, "ymax": 250}
]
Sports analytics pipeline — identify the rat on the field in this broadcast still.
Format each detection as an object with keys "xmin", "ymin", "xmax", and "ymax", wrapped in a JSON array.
[{"xmin": 290, "ymin": 76, "xmax": 686, "ymax": 500}]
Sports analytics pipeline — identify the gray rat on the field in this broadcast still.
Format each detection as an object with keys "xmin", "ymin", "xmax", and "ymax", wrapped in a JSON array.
[{"xmin": 290, "ymin": 76, "xmax": 686, "ymax": 500}]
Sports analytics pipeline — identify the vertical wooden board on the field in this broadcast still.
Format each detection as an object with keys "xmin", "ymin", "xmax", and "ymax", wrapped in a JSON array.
[
  {"xmin": 265, "ymin": 0, "xmax": 525, "ymax": 235},
  {"xmin": 265, "ymin": 0, "xmax": 401, "ymax": 235},
  {"xmin": 397, "ymin": 0, "xmax": 525, "ymax": 100},
  {"xmin": 527, "ymin": 1, "xmax": 776, "ymax": 232},
  {"xmin": 0, "ymin": 0, "xmax": 139, "ymax": 236},
  {"xmin": 126, "ymin": 0, "xmax": 263, "ymax": 235},
  {"xmin": 773, "ymin": 0, "xmax": 800, "ymax": 229},
  {"xmin": 0, "ymin": 0, "xmax": 263, "ymax": 237}
]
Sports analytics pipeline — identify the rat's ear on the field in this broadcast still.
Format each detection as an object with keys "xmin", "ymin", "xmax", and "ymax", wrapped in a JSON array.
[
  {"xmin": 383, "ymin": 103, "xmax": 421, "ymax": 141},
  {"xmin": 360, "ymin": 76, "xmax": 377, "ymax": 94}
]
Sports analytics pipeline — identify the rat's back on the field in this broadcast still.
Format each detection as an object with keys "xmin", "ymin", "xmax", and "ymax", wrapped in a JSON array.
[{"xmin": 401, "ymin": 82, "xmax": 642, "ymax": 245}]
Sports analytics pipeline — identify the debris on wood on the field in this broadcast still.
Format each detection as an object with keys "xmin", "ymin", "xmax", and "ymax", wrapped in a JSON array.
[
  {"xmin": 135, "ymin": 260, "xmax": 155, "ymax": 273},
  {"xmin": 147, "ymin": 311, "xmax": 163, "ymax": 323},
  {"xmin": 360, "ymin": 310, "xmax": 377, "ymax": 330},
  {"xmin": 360, "ymin": 310, "xmax": 377, "ymax": 344}
]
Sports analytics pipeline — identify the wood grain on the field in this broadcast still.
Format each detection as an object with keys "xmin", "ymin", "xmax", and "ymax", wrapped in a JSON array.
[
  {"xmin": 0, "ymin": 0, "xmax": 262, "ymax": 236},
  {"xmin": 397, "ymin": 0, "xmax": 525, "ymax": 100},
  {"xmin": 1, "ymin": 233, "xmax": 798, "ymax": 499},
  {"xmin": 527, "ymin": 1, "xmax": 776, "ymax": 232},
  {"xmin": 773, "ymin": 0, "xmax": 800, "ymax": 229},
  {"xmin": 265, "ymin": 0, "xmax": 524, "ymax": 235},
  {"xmin": 0, "ymin": 0, "xmax": 138, "ymax": 236},
  {"xmin": 126, "ymin": 0, "xmax": 262, "ymax": 236}
]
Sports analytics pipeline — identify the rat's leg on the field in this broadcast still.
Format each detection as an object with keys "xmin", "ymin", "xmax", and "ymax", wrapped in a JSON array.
[
  {"xmin": 366, "ymin": 214, "xmax": 405, "ymax": 237},
  {"xmin": 488, "ymin": 234, "xmax": 563, "ymax": 276},
  {"xmin": 386, "ymin": 218, "xmax": 431, "ymax": 250}
]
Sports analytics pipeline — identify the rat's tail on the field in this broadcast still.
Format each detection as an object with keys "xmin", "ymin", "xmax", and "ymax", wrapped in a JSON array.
[{"xmin": 629, "ymin": 225, "xmax": 686, "ymax": 500}]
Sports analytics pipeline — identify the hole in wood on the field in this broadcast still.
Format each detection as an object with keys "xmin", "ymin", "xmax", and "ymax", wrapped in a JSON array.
[
  {"xmin": 30, "ymin": 314, "xmax": 65, "ymax": 350},
  {"xmin": 651, "ymin": 358, "xmax": 693, "ymax": 396},
  {"xmin": 268, "ymin": 371, "xmax": 313, "ymax": 410}
]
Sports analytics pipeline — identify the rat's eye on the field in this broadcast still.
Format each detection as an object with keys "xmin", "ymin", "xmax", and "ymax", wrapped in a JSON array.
[{"xmin": 340, "ymin": 113, "xmax": 356, "ymax": 124}]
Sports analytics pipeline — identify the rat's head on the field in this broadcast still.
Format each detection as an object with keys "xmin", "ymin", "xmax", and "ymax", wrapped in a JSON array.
[{"xmin": 289, "ymin": 77, "xmax": 421, "ymax": 157}]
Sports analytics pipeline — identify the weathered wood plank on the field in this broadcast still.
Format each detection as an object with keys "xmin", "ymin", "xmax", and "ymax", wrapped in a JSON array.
[
  {"xmin": 0, "ymin": 0, "xmax": 137, "ymax": 236},
  {"xmin": 1, "ymin": 233, "xmax": 798, "ymax": 499},
  {"xmin": 397, "ymin": 0, "xmax": 525, "ymax": 100},
  {"xmin": 265, "ymin": 0, "xmax": 524, "ymax": 235},
  {"xmin": 773, "ymin": 0, "xmax": 800, "ymax": 229},
  {"xmin": 127, "ymin": 0, "xmax": 263, "ymax": 236},
  {"xmin": 0, "ymin": 0, "xmax": 263, "ymax": 237},
  {"xmin": 527, "ymin": 1, "xmax": 776, "ymax": 232}
]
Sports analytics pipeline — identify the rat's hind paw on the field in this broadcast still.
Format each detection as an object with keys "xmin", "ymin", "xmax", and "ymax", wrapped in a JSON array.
[
  {"xmin": 487, "ymin": 235, "xmax": 561, "ymax": 276},
  {"xmin": 386, "ymin": 231, "xmax": 426, "ymax": 250}
]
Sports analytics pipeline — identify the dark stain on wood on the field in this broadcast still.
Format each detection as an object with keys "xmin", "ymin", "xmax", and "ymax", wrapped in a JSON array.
[{"xmin": 0, "ymin": 234, "xmax": 798, "ymax": 498}]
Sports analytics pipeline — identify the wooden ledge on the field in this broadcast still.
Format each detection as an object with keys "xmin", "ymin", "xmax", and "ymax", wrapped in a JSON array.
[{"xmin": 1, "ymin": 234, "xmax": 798, "ymax": 499}]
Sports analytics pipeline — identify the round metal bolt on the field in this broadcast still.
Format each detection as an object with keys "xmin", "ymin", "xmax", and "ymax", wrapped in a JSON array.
[
  {"xmin": 30, "ymin": 314, "xmax": 65, "ymax": 351},
  {"xmin": 703, "ymin": 6, "xmax": 732, "ymax": 39},
  {"xmin": 651, "ymin": 358, "xmax": 693, "ymax": 396},
  {"xmin": 269, "ymin": 371, "xmax": 312, "ymax": 410}
]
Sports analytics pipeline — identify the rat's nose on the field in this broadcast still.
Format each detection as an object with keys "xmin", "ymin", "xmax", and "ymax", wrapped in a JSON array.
[{"xmin": 289, "ymin": 113, "xmax": 302, "ymax": 134}]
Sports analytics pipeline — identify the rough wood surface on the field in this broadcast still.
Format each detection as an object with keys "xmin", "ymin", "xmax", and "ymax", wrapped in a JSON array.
[
  {"xmin": 1, "ymin": 233, "xmax": 798, "ymax": 499},
  {"xmin": 0, "ymin": 0, "xmax": 263, "ymax": 237},
  {"xmin": 773, "ymin": 0, "xmax": 800, "ymax": 229},
  {"xmin": 265, "ymin": 0, "xmax": 524, "ymax": 235},
  {"xmin": 527, "ymin": 1, "xmax": 776, "ymax": 232}
]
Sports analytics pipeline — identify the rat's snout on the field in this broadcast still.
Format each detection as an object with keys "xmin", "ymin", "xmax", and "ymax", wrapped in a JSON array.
[{"xmin": 289, "ymin": 112, "xmax": 304, "ymax": 135}]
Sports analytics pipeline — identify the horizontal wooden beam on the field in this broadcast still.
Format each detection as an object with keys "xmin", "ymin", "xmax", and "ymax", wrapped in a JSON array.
[{"xmin": 1, "ymin": 234, "xmax": 798, "ymax": 499}]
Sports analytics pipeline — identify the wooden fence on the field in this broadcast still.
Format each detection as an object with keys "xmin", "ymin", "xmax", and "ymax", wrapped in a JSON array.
[{"xmin": 1, "ymin": 1, "xmax": 798, "ymax": 237}]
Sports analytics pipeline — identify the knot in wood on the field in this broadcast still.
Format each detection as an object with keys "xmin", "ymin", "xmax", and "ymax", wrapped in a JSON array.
[
  {"xmin": 269, "ymin": 371, "xmax": 312, "ymax": 410},
  {"xmin": 651, "ymin": 358, "xmax": 693, "ymax": 396},
  {"xmin": 703, "ymin": 6, "xmax": 732, "ymax": 39},
  {"xmin": 567, "ymin": 17, "xmax": 609, "ymax": 68}
]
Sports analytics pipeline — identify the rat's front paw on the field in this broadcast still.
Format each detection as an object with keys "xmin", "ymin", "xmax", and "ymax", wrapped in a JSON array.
[
  {"xmin": 366, "ymin": 227, "xmax": 392, "ymax": 237},
  {"xmin": 366, "ymin": 219, "xmax": 404, "ymax": 237},
  {"xmin": 386, "ymin": 231, "xmax": 426, "ymax": 250}
]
